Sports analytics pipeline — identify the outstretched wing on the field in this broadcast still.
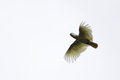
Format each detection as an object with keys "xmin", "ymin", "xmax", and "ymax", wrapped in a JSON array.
[
  {"xmin": 64, "ymin": 40, "xmax": 88, "ymax": 63},
  {"xmin": 79, "ymin": 22, "xmax": 93, "ymax": 41}
]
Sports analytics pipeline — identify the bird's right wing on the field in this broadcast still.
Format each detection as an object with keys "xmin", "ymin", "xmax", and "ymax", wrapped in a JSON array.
[{"xmin": 64, "ymin": 40, "xmax": 88, "ymax": 63}]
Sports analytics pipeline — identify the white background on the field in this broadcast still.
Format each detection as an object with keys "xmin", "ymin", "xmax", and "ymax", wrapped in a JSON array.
[{"xmin": 0, "ymin": 0, "xmax": 120, "ymax": 80}]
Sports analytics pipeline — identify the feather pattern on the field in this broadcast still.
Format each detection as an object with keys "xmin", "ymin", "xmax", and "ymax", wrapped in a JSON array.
[
  {"xmin": 79, "ymin": 22, "xmax": 93, "ymax": 41},
  {"xmin": 64, "ymin": 40, "xmax": 88, "ymax": 63}
]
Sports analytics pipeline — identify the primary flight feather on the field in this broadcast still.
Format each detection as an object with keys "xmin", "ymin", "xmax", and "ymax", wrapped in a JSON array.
[{"xmin": 64, "ymin": 22, "xmax": 98, "ymax": 63}]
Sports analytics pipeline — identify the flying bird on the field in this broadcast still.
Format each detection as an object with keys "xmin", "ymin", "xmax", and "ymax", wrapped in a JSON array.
[{"xmin": 64, "ymin": 22, "xmax": 98, "ymax": 63}]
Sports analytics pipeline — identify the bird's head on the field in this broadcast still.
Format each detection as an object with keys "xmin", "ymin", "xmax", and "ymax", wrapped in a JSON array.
[
  {"xmin": 70, "ymin": 33, "xmax": 75, "ymax": 36},
  {"xmin": 70, "ymin": 33, "xmax": 78, "ymax": 39}
]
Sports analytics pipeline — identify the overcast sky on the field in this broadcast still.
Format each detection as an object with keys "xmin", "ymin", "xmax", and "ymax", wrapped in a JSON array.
[{"xmin": 0, "ymin": 0, "xmax": 120, "ymax": 80}]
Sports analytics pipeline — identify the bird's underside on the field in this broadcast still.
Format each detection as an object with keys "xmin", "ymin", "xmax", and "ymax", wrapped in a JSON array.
[{"xmin": 64, "ymin": 22, "xmax": 98, "ymax": 63}]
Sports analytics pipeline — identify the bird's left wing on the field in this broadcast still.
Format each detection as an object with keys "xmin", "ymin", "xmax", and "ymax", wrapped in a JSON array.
[{"xmin": 64, "ymin": 40, "xmax": 88, "ymax": 63}]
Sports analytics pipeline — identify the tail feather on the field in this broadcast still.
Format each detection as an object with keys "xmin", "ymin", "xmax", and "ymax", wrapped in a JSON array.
[{"xmin": 89, "ymin": 41, "xmax": 98, "ymax": 48}]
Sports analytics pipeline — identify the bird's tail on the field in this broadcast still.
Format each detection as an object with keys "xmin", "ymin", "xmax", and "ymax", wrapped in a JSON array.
[{"xmin": 89, "ymin": 41, "xmax": 98, "ymax": 48}]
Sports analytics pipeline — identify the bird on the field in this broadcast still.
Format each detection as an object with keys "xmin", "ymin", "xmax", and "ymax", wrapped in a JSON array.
[{"xmin": 64, "ymin": 22, "xmax": 98, "ymax": 63}]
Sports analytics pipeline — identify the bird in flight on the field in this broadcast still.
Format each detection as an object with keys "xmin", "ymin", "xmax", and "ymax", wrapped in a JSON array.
[{"xmin": 64, "ymin": 22, "xmax": 98, "ymax": 63}]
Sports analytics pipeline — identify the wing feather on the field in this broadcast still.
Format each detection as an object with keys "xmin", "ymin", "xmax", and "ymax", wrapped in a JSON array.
[
  {"xmin": 79, "ymin": 22, "xmax": 93, "ymax": 41},
  {"xmin": 64, "ymin": 40, "xmax": 88, "ymax": 63}
]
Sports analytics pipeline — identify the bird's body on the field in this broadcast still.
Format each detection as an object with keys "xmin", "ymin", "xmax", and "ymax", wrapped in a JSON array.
[{"xmin": 64, "ymin": 22, "xmax": 98, "ymax": 62}]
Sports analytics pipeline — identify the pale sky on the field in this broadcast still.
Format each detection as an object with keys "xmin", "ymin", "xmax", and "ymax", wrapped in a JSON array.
[{"xmin": 0, "ymin": 0, "xmax": 120, "ymax": 80}]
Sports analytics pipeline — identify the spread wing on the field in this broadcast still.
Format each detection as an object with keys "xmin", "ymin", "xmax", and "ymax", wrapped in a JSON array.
[
  {"xmin": 64, "ymin": 40, "xmax": 88, "ymax": 63},
  {"xmin": 79, "ymin": 22, "xmax": 93, "ymax": 41}
]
